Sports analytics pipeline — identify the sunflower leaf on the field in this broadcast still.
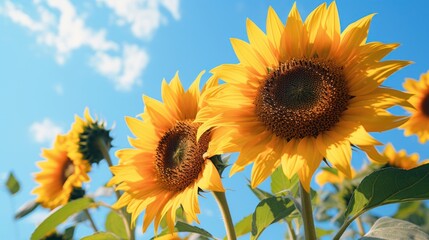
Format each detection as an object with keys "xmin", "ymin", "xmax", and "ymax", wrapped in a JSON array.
[
  {"xmin": 251, "ymin": 196, "xmax": 295, "ymax": 240},
  {"xmin": 270, "ymin": 167, "xmax": 299, "ymax": 196},
  {"xmin": 5, "ymin": 172, "xmax": 20, "ymax": 195},
  {"xmin": 15, "ymin": 200, "xmax": 39, "ymax": 219},
  {"xmin": 345, "ymin": 164, "xmax": 429, "ymax": 220},
  {"xmin": 105, "ymin": 211, "xmax": 128, "ymax": 239},
  {"xmin": 360, "ymin": 217, "xmax": 429, "ymax": 240},
  {"xmin": 81, "ymin": 232, "xmax": 121, "ymax": 240},
  {"xmin": 30, "ymin": 198, "xmax": 95, "ymax": 240},
  {"xmin": 152, "ymin": 221, "xmax": 214, "ymax": 239},
  {"xmin": 247, "ymin": 184, "xmax": 274, "ymax": 200}
]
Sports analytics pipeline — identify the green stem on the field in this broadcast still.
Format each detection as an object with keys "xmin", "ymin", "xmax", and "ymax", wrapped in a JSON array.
[
  {"xmin": 286, "ymin": 220, "xmax": 297, "ymax": 240},
  {"xmin": 97, "ymin": 201, "xmax": 133, "ymax": 240},
  {"xmin": 299, "ymin": 183, "xmax": 317, "ymax": 240},
  {"xmin": 96, "ymin": 138, "xmax": 135, "ymax": 240},
  {"xmin": 356, "ymin": 217, "xmax": 365, "ymax": 236},
  {"xmin": 83, "ymin": 209, "xmax": 99, "ymax": 232},
  {"xmin": 333, "ymin": 218, "xmax": 355, "ymax": 240},
  {"xmin": 212, "ymin": 191, "xmax": 237, "ymax": 240},
  {"xmin": 96, "ymin": 138, "xmax": 121, "ymax": 200}
]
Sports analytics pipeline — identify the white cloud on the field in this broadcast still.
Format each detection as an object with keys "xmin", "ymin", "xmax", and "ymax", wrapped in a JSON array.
[
  {"xmin": 2, "ymin": 0, "xmax": 118, "ymax": 64},
  {"xmin": 1, "ymin": 0, "xmax": 180, "ymax": 91},
  {"xmin": 97, "ymin": 0, "xmax": 180, "ymax": 39},
  {"xmin": 91, "ymin": 44, "xmax": 149, "ymax": 91},
  {"xmin": 29, "ymin": 118, "xmax": 63, "ymax": 144}
]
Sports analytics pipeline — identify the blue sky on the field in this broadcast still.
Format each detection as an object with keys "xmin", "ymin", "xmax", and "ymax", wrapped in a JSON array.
[{"xmin": 1, "ymin": 0, "xmax": 429, "ymax": 239}]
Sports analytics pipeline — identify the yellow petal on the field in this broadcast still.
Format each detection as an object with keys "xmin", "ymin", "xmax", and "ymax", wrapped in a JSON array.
[
  {"xmin": 197, "ymin": 160, "xmax": 225, "ymax": 192},
  {"xmin": 281, "ymin": 139, "xmax": 304, "ymax": 179},
  {"xmin": 230, "ymin": 38, "xmax": 267, "ymax": 76},
  {"xmin": 266, "ymin": 6, "xmax": 284, "ymax": 55},
  {"xmin": 246, "ymin": 18, "xmax": 277, "ymax": 67},
  {"xmin": 280, "ymin": 3, "xmax": 305, "ymax": 60},
  {"xmin": 297, "ymin": 137, "xmax": 323, "ymax": 192},
  {"xmin": 250, "ymin": 139, "xmax": 283, "ymax": 188}
]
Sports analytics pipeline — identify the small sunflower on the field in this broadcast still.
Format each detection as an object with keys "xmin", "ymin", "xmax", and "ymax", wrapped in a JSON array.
[
  {"xmin": 376, "ymin": 143, "xmax": 419, "ymax": 170},
  {"xmin": 401, "ymin": 71, "xmax": 429, "ymax": 143},
  {"xmin": 315, "ymin": 167, "xmax": 356, "ymax": 187},
  {"xmin": 196, "ymin": 3, "xmax": 410, "ymax": 191},
  {"xmin": 32, "ymin": 135, "xmax": 91, "ymax": 209},
  {"xmin": 69, "ymin": 108, "xmax": 112, "ymax": 165},
  {"xmin": 110, "ymin": 72, "xmax": 224, "ymax": 233}
]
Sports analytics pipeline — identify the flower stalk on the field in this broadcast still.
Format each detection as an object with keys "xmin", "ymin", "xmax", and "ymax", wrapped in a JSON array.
[
  {"xmin": 212, "ymin": 191, "xmax": 237, "ymax": 240},
  {"xmin": 83, "ymin": 209, "xmax": 98, "ymax": 233},
  {"xmin": 299, "ymin": 183, "xmax": 317, "ymax": 240}
]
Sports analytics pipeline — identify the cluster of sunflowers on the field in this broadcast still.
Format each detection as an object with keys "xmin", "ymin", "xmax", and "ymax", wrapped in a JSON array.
[{"xmin": 19, "ymin": 2, "xmax": 429, "ymax": 240}]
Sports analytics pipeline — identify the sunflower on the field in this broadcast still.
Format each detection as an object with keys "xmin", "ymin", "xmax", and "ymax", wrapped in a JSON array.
[
  {"xmin": 32, "ymin": 135, "xmax": 91, "ymax": 209},
  {"xmin": 400, "ymin": 71, "xmax": 429, "ymax": 143},
  {"xmin": 315, "ymin": 167, "xmax": 355, "ymax": 187},
  {"xmin": 374, "ymin": 143, "xmax": 419, "ymax": 170},
  {"xmin": 110, "ymin": 72, "xmax": 224, "ymax": 233},
  {"xmin": 69, "ymin": 108, "xmax": 112, "ymax": 165},
  {"xmin": 196, "ymin": 2, "xmax": 410, "ymax": 192}
]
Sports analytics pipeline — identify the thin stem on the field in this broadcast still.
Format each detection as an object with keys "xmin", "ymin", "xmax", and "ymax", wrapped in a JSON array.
[
  {"xmin": 96, "ymin": 138, "xmax": 121, "ymax": 200},
  {"xmin": 356, "ymin": 217, "xmax": 365, "ymax": 236},
  {"xmin": 97, "ymin": 201, "xmax": 133, "ymax": 240},
  {"xmin": 299, "ymin": 183, "xmax": 317, "ymax": 240},
  {"xmin": 212, "ymin": 191, "xmax": 236, "ymax": 240},
  {"xmin": 333, "ymin": 218, "xmax": 354, "ymax": 240},
  {"xmin": 286, "ymin": 221, "xmax": 297, "ymax": 240},
  {"xmin": 83, "ymin": 209, "xmax": 99, "ymax": 232},
  {"xmin": 96, "ymin": 138, "xmax": 135, "ymax": 240}
]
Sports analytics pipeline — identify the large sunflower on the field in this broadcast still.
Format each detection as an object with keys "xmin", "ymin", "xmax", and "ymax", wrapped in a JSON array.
[
  {"xmin": 33, "ymin": 135, "xmax": 91, "ymax": 209},
  {"xmin": 196, "ymin": 3, "xmax": 410, "ymax": 191},
  {"xmin": 400, "ymin": 71, "xmax": 429, "ymax": 143},
  {"xmin": 110, "ymin": 72, "xmax": 224, "ymax": 233}
]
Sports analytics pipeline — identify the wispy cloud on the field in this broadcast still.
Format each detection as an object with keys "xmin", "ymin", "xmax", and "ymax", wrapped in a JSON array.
[
  {"xmin": 97, "ymin": 0, "xmax": 180, "ymax": 39},
  {"xmin": 29, "ymin": 118, "xmax": 63, "ymax": 144},
  {"xmin": 2, "ymin": 0, "xmax": 117, "ymax": 64},
  {"xmin": 0, "ymin": 0, "xmax": 180, "ymax": 91},
  {"xmin": 91, "ymin": 44, "xmax": 149, "ymax": 91}
]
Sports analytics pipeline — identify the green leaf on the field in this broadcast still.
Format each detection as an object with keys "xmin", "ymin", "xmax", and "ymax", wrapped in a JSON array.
[
  {"xmin": 360, "ymin": 217, "xmax": 429, "ymax": 240},
  {"xmin": 6, "ymin": 172, "xmax": 20, "ymax": 195},
  {"xmin": 270, "ymin": 167, "xmax": 299, "ymax": 196},
  {"xmin": 394, "ymin": 201, "xmax": 429, "ymax": 232},
  {"xmin": 31, "ymin": 198, "xmax": 94, "ymax": 240},
  {"xmin": 81, "ymin": 232, "xmax": 121, "ymax": 240},
  {"xmin": 316, "ymin": 227, "xmax": 334, "ymax": 238},
  {"xmin": 63, "ymin": 226, "xmax": 75, "ymax": 240},
  {"xmin": 345, "ymin": 164, "xmax": 429, "ymax": 220},
  {"xmin": 153, "ymin": 221, "xmax": 214, "ymax": 239},
  {"xmin": 15, "ymin": 200, "xmax": 39, "ymax": 219},
  {"xmin": 105, "ymin": 211, "xmax": 128, "ymax": 239},
  {"xmin": 231, "ymin": 214, "xmax": 252, "ymax": 239},
  {"xmin": 251, "ymin": 196, "xmax": 295, "ymax": 240},
  {"xmin": 248, "ymin": 184, "xmax": 273, "ymax": 201}
]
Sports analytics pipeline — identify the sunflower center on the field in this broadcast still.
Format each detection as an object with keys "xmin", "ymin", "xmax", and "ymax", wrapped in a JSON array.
[
  {"xmin": 254, "ymin": 58, "xmax": 351, "ymax": 140},
  {"xmin": 62, "ymin": 159, "xmax": 75, "ymax": 183},
  {"xmin": 421, "ymin": 94, "xmax": 429, "ymax": 117},
  {"xmin": 155, "ymin": 120, "xmax": 211, "ymax": 192}
]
